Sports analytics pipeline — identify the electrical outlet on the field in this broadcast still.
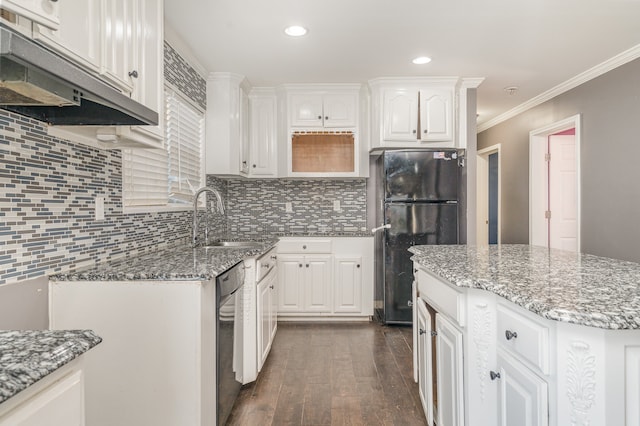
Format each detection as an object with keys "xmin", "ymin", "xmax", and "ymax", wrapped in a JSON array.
[
  {"xmin": 285, "ymin": 202, "xmax": 293, "ymax": 213},
  {"xmin": 333, "ymin": 200, "xmax": 341, "ymax": 211},
  {"xmin": 95, "ymin": 196, "xmax": 105, "ymax": 220}
]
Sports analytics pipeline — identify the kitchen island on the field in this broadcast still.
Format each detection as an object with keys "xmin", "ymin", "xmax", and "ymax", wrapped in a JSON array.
[{"xmin": 410, "ymin": 244, "xmax": 640, "ymax": 426}]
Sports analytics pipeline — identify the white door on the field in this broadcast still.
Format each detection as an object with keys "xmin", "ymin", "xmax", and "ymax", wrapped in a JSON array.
[
  {"xmin": 383, "ymin": 90, "xmax": 419, "ymax": 141},
  {"xmin": 497, "ymin": 349, "xmax": 549, "ymax": 426},
  {"xmin": 322, "ymin": 94, "xmax": 357, "ymax": 127},
  {"xmin": 290, "ymin": 94, "xmax": 323, "ymax": 127},
  {"xmin": 239, "ymin": 90, "xmax": 250, "ymax": 175},
  {"xmin": 548, "ymin": 135, "xmax": 578, "ymax": 251},
  {"xmin": 436, "ymin": 314, "xmax": 465, "ymax": 426},
  {"xmin": 333, "ymin": 256, "xmax": 362, "ymax": 313},
  {"xmin": 419, "ymin": 89, "xmax": 453, "ymax": 142},
  {"xmin": 101, "ymin": 0, "xmax": 136, "ymax": 93},
  {"xmin": 416, "ymin": 298, "xmax": 434, "ymax": 425},
  {"xmin": 249, "ymin": 95, "xmax": 277, "ymax": 176},
  {"xmin": 33, "ymin": 0, "xmax": 102, "ymax": 72},
  {"xmin": 277, "ymin": 256, "xmax": 304, "ymax": 312},
  {"xmin": 257, "ymin": 277, "xmax": 270, "ymax": 369},
  {"xmin": 304, "ymin": 256, "xmax": 332, "ymax": 312}
]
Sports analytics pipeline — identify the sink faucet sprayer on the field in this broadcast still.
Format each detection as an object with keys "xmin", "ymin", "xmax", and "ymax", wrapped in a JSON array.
[{"xmin": 192, "ymin": 186, "xmax": 225, "ymax": 247}]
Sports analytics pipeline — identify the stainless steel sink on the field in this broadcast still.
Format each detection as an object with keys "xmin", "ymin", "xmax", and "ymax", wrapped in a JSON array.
[{"xmin": 206, "ymin": 241, "xmax": 264, "ymax": 248}]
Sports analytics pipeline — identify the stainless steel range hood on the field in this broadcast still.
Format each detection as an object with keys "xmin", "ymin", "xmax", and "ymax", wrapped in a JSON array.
[{"xmin": 0, "ymin": 24, "xmax": 158, "ymax": 126}]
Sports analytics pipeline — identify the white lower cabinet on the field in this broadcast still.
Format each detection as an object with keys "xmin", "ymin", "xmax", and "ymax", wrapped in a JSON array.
[
  {"xmin": 333, "ymin": 256, "xmax": 362, "ymax": 313},
  {"xmin": 278, "ymin": 254, "xmax": 332, "ymax": 313},
  {"xmin": 496, "ymin": 349, "xmax": 548, "ymax": 426},
  {"xmin": 277, "ymin": 237, "xmax": 373, "ymax": 320},
  {"xmin": 416, "ymin": 298, "xmax": 434, "ymax": 425},
  {"xmin": 257, "ymin": 268, "xmax": 277, "ymax": 371},
  {"xmin": 0, "ymin": 363, "xmax": 85, "ymax": 426},
  {"xmin": 435, "ymin": 313, "xmax": 465, "ymax": 426}
]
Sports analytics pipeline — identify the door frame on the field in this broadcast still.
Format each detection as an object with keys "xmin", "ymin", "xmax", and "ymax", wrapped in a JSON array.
[
  {"xmin": 477, "ymin": 144, "xmax": 501, "ymax": 245},
  {"xmin": 529, "ymin": 114, "xmax": 581, "ymax": 250}
]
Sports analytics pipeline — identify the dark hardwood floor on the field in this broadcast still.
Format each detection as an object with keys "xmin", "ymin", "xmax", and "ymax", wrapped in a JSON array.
[{"xmin": 227, "ymin": 322, "xmax": 428, "ymax": 426}]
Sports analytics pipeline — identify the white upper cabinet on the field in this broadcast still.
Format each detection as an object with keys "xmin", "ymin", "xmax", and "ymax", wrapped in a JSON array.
[
  {"xmin": 248, "ymin": 90, "xmax": 278, "ymax": 177},
  {"xmin": 101, "ymin": 0, "xmax": 136, "ymax": 94},
  {"xmin": 383, "ymin": 90, "xmax": 419, "ymax": 141},
  {"xmin": 33, "ymin": 0, "xmax": 102, "ymax": 72},
  {"xmin": 1, "ymin": 0, "xmax": 59, "ymax": 30},
  {"xmin": 290, "ymin": 93, "xmax": 357, "ymax": 128},
  {"xmin": 370, "ymin": 78, "xmax": 464, "ymax": 149}
]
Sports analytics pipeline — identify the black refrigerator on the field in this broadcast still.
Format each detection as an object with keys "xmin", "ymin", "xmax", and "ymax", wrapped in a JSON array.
[{"xmin": 372, "ymin": 149, "xmax": 462, "ymax": 324}]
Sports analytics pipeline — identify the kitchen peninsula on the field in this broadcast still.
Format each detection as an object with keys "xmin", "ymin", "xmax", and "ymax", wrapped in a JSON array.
[{"xmin": 410, "ymin": 244, "xmax": 640, "ymax": 426}]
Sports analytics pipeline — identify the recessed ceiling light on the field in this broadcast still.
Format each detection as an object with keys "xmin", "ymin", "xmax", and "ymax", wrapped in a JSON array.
[
  {"xmin": 412, "ymin": 56, "xmax": 432, "ymax": 65},
  {"xmin": 284, "ymin": 26, "xmax": 307, "ymax": 37}
]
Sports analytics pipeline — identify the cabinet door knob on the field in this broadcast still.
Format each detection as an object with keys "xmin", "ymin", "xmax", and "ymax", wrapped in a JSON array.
[
  {"xmin": 325, "ymin": 116, "xmax": 329, "ymax": 120},
  {"xmin": 490, "ymin": 371, "xmax": 501, "ymax": 381},
  {"xmin": 317, "ymin": 115, "xmax": 322, "ymax": 120},
  {"xmin": 356, "ymin": 264, "xmax": 360, "ymax": 268},
  {"xmin": 505, "ymin": 330, "xmax": 518, "ymax": 340},
  {"xmin": 299, "ymin": 264, "xmax": 303, "ymax": 268},
  {"xmin": 423, "ymin": 129, "xmax": 428, "ymax": 134},
  {"xmin": 306, "ymin": 264, "xmax": 309, "ymax": 268},
  {"xmin": 430, "ymin": 330, "xmax": 438, "ymax": 337},
  {"xmin": 412, "ymin": 129, "xmax": 417, "ymax": 134},
  {"xmin": 253, "ymin": 164, "xmax": 256, "ymax": 168},
  {"xmin": 302, "ymin": 245, "xmax": 307, "ymax": 249},
  {"xmin": 128, "ymin": 70, "xmax": 138, "ymax": 78},
  {"xmin": 419, "ymin": 328, "xmax": 426, "ymax": 335}
]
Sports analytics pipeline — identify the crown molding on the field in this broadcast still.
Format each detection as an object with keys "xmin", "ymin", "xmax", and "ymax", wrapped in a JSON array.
[{"xmin": 477, "ymin": 43, "xmax": 640, "ymax": 133}]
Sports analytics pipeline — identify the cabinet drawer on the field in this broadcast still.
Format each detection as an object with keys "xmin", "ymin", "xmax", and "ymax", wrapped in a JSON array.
[
  {"xmin": 278, "ymin": 239, "xmax": 332, "ymax": 254},
  {"xmin": 416, "ymin": 268, "xmax": 465, "ymax": 327},
  {"xmin": 496, "ymin": 303, "xmax": 550, "ymax": 375}
]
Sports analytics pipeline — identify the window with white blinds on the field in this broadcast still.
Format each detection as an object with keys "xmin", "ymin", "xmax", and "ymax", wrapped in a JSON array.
[
  {"xmin": 165, "ymin": 89, "xmax": 205, "ymax": 204},
  {"xmin": 122, "ymin": 86, "xmax": 205, "ymax": 209}
]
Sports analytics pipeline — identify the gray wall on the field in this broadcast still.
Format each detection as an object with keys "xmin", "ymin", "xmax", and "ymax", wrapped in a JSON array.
[{"xmin": 478, "ymin": 57, "xmax": 640, "ymax": 262}]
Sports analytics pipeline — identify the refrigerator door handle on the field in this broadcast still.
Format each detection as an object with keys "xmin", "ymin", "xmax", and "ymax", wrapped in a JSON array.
[{"xmin": 371, "ymin": 224, "xmax": 391, "ymax": 234}]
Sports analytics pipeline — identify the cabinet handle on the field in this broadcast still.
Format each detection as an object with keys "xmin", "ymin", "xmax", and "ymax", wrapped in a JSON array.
[
  {"xmin": 269, "ymin": 285, "xmax": 274, "ymax": 289},
  {"xmin": 356, "ymin": 264, "xmax": 360, "ymax": 268},
  {"xmin": 270, "ymin": 255, "xmax": 277, "ymax": 260},
  {"xmin": 261, "ymin": 264, "xmax": 270, "ymax": 268},
  {"xmin": 302, "ymin": 245, "xmax": 307, "ymax": 249},
  {"xmin": 317, "ymin": 115, "xmax": 322, "ymax": 120},
  {"xmin": 253, "ymin": 164, "xmax": 256, "ymax": 168},
  {"xmin": 419, "ymin": 328, "xmax": 426, "ymax": 335},
  {"xmin": 325, "ymin": 116, "xmax": 329, "ymax": 120},
  {"xmin": 430, "ymin": 330, "xmax": 438, "ymax": 337},
  {"xmin": 407, "ymin": 300, "xmax": 413, "ymax": 307},
  {"xmin": 128, "ymin": 70, "xmax": 138, "ymax": 78},
  {"xmin": 505, "ymin": 330, "xmax": 518, "ymax": 340},
  {"xmin": 412, "ymin": 129, "xmax": 417, "ymax": 134},
  {"xmin": 299, "ymin": 264, "xmax": 303, "ymax": 268},
  {"xmin": 490, "ymin": 371, "xmax": 501, "ymax": 381}
]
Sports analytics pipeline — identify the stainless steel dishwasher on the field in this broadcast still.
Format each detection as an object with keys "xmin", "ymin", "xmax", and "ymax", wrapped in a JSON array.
[{"xmin": 216, "ymin": 262, "xmax": 245, "ymax": 425}]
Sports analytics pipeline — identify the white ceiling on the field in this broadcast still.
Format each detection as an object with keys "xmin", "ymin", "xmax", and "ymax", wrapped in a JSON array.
[{"xmin": 164, "ymin": 0, "xmax": 640, "ymax": 128}]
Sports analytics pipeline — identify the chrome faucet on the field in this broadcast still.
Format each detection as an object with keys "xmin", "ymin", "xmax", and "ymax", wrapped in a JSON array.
[{"xmin": 192, "ymin": 186, "xmax": 225, "ymax": 247}]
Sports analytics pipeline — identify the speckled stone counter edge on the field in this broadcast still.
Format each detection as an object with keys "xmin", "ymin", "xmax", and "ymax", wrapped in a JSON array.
[{"xmin": 0, "ymin": 330, "xmax": 102, "ymax": 404}]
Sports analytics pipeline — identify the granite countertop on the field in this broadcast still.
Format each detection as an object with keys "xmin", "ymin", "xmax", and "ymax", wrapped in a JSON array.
[
  {"xmin": 0, "ymin": 330, "xmax": 102, "ymax": 404},
  {"xmin": 50, "ymin": 240, "xmax": 278, "ymax": 281},
  {"xmin": 410, "ymin": 244, "xmax": 640, "ymax": 330}
]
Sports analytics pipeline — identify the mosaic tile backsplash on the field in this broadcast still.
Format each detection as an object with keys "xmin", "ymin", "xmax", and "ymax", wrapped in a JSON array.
[
  {"xmin": 0, "ymin": 42, "xmax": 204, "ymax": 285},
  {"xmin": 206, "ymin": 176, "xmax": 368, "ymax": 238}
]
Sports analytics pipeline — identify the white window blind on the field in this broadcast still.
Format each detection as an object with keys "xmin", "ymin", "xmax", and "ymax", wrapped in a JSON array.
[
  {"xmin": 166, "ymin": 88, "xmax": 205, "ymax": 204},
  {"xmin": 122, "ymin": 85, "xmax": 205, "ymax": 209},
  {"xmin": 122, "ymin": 147, "xmax": 169, "ymax": 206}
]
